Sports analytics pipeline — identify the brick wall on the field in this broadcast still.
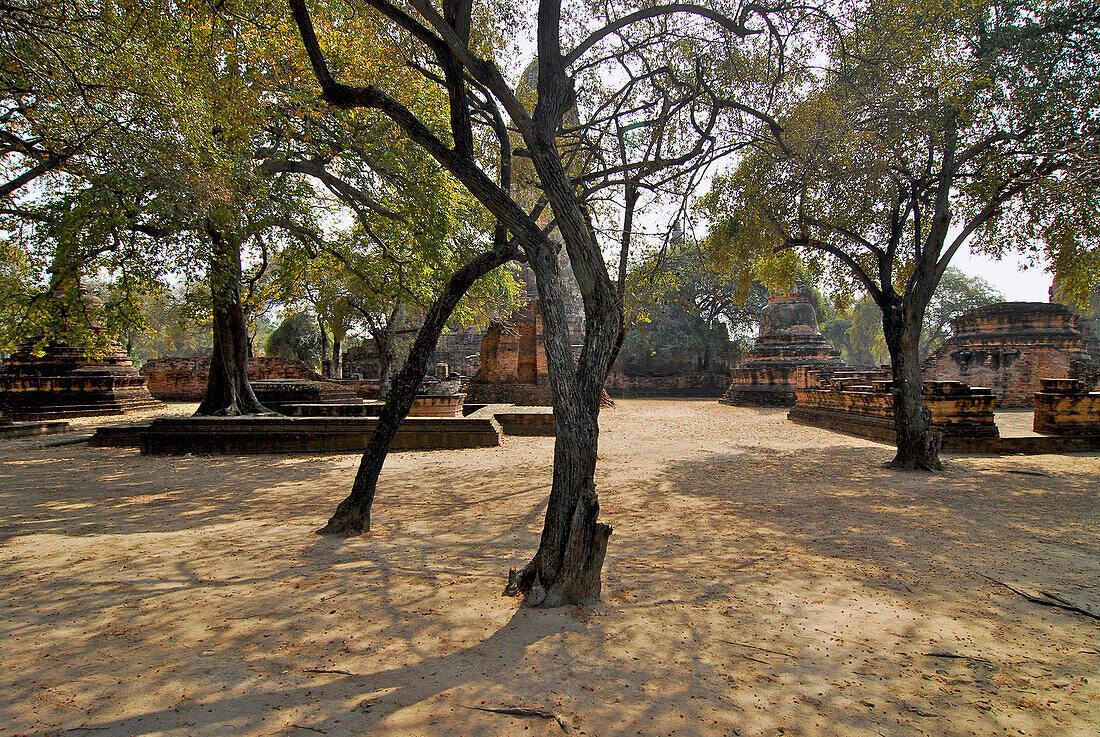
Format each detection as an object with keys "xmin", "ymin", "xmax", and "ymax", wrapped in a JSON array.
[{"xmin": 141, "ymin": 356, "xmax": 323, "ymax": 400}]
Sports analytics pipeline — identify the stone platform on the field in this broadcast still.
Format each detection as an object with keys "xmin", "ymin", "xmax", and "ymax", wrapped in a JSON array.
[
  {"xmin": 1034, "ymin": 378, "xmax": 1100, "ymax": 435},
  {"xmin": 249, "ymin": 380, "xmax": 362, "ymax": 413},
  {"xmin": 282, "ymin": 394, "xmax": 465, "ymax": 418},
  {"xmin": 468, "ymin": 404, "xmax": 556, "ymax": 436},
  {"xmin": 788, "ymin": 372, "xmax": 1100, "ymax": 454},
  {"xmin": 0, "ymin": 420, "xmax": 70, "ymax": 440},
  {"xmin": 90, "ymin": 415, "xmax": 502, "ymax": 454}
]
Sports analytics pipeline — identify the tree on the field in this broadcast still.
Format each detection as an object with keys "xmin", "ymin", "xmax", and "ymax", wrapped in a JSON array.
[
  {"xmin": 705, "ymin": 0, "xmax": 1100, "ymax": 471},
  {"xmin": 266, "ymin": 311, "xmax": 323, "ymax": 366},
  {"xmin": 920, "ymin": 268, "xmax": 1002, "ymax": 359},
  {"xmin": 620, "ymin": 235, "xmax": 766, "ymax": 374},
  {"xmin": 288, "ymin": 0, "xmax": 803, "ymax": 605}
]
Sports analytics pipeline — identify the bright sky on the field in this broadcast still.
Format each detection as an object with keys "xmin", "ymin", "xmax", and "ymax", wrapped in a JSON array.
[{"xmin": 953, "ymin": 246, "xmax": 1053, "ymax": 303}]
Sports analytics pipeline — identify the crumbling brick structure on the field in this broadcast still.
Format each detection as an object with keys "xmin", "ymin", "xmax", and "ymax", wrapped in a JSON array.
[
  {"xmin": 922, "ymin": 302, "xmax": 1097, "ymax": 408},
  {"xmin": 720, "ymin": 290, "xmax": 845, "ymax": 407}
]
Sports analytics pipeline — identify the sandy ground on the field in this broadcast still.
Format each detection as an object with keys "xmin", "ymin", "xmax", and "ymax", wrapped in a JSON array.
[{"xmin": 0, "ymin": 399, "xmax": 1097, "ymax": 737}]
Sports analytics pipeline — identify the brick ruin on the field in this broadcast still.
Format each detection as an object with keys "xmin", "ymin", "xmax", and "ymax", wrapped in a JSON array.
[
  {"xmin": 787, "ymin": 369, "xmax": 1000, "ymax": 448},
  {"xmin": 1033, "ymin": 378, "xmax": 1100, "ymax": 435},
  {"xmin": 140, "ymin": 355, "xmax": 379, "ymax": 402},
  {"xmin": 922, "ymin": 302, "xmax": 1098, "ymax": 407},
  {"xmin": 0, "ymin": 340, "xmax": 161, "ymax": 420},
  {"xmin": 719, "ymin": 289, "xmax": 845, "ymax": 407},
  {"xmin": 0, "ymin": 282, "xmax": 160, "ymax": 420},
  {"xmin": 465, "ymin": 297, "xmax": 556, "ymax": 405},
  {"xmin": 465, "ymin": 258, "xmax": 587, "ymax": 406}
]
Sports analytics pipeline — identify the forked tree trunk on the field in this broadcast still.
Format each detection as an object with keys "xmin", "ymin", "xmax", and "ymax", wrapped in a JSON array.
[
  {"xmin": 332, "ymin": 336, "xmax": 343, "ymax": 378},
  {"xmin": 503, "ymin": 235, "xmax": 615, "ymax": 607},
  {"xmin": 882, "ymin": 299, "xmax": 942, "ymax": 471},
  {"xmin": 196, "ymin": 228, "xmax": 270, "ymax": 416},
  {"xmin": 319, "ymin": 318, "xmax": 331, "ymax": 377},
  {"xmin": 317, "ymin": 242, "xmax": 517, "ymax": 535}
]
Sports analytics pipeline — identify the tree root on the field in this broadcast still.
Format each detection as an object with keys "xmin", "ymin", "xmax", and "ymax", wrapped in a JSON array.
[
  {"xmin": 315, "ymin": 505, "xmax": 370, "ymax": 536},
  {"xmin": 983, "ymin": 576, "xmax": 1100, "ymax": 621},
  {"xmin": 503, "ymin": 490, "xmax": 612, "ymax": 607}
]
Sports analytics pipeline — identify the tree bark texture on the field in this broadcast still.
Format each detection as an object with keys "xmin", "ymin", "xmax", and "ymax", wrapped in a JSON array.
[
  {"xmin": 882, "ymin": 298, "xmax": 942, "ymax": 471},
  {"xmin": 288, "ymin": 0, "xmax": 620, "ymax": 605},
  {"xmin": 319, "ymin": 317, "xmax": 330, "ymax": 377},
  {"xmin": 196, "ymin": 228, "xmax": 270, "ymax": 416},
  {"xmin": 316, "ymin": 242, "xmax": 518, "ymax": 535}
]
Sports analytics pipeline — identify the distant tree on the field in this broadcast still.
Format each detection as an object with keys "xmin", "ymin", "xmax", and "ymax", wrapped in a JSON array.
[
  {"xmin": 705, "ymin": 0, "xmax": 1100, "ymax": 470},
  {"xmin": 920, "ymin": 268, "xmax": 1002, "ymax": 359},
  {"xmin": 265, "ymin": 312, "xmax": 322, "ymax": 367}
]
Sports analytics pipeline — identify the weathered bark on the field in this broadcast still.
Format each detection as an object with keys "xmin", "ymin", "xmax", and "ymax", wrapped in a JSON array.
[
  {"xmin": 317, "ymin": 241, "xmax": 518, "ymax": 535},
  {"xmin": 196, "ymin": 228, "xmax": 270, "ymax": 416},
  {"xmin": 502, "ymin": 122, "xmax": 620, "ymax": 605},
  {"xmin": 332, "ymin": 336, "xmax": 343, "ymax": 378},
  {"xmin": 881, "ymin": 297, "xmax": 942, "ymax": 471},
  {"xmin": 289, "ymin": 0, "xmax": 620, "ymax": 605},
  {"xmin": 319, "ymin": 317, "xmax": 330, "ymax": 377}
]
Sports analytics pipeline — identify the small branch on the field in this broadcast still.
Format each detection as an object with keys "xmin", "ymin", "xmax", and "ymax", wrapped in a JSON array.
[
  {"xmin": 922, "ymin": 651, "xmax": 994, "ymax": 666},
  {"xmin": 303, "ymin": 668, "xmax": 359, "ymax": 676},
  {"xmin": 983, "ymin": 576, "xmax": 1100, "ymax": 621},
  {"xmin": 720, "ymin": 640, "xmax": 798, "ymax": 659},
  {"xmin": 465, "ymin": 704, "xmax": 573, "ymax": 733}
]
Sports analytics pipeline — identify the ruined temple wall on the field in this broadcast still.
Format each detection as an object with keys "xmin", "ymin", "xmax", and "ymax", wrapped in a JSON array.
[
  {"xmin": 141, "ymin": 356, "xmax": 323, "ymax": 400},
  {"xmin": 923, "ymin": 345, "xmax": 1085, "ymax": 407},
  {"xmin": 605, "ymin": 371, "xmax": 728, "ymax": 398},
  {"xmin": 922, "ymin": 302, "xmax": 1096, "ymax": 408}
]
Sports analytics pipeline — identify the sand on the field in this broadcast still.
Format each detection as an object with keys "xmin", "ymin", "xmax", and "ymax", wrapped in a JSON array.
[{"xmin": 0, "ymin": 399, "xmax": 1097, "ymax": 737}]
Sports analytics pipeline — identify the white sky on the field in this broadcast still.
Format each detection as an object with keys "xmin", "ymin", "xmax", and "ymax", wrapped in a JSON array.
[{"xmin": 953, "ymin": 246, "xmax": 1053, "ymax": 303}]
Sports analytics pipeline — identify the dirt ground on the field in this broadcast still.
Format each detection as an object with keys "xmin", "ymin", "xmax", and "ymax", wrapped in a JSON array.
[{"xmin": 1, "ymin": 399, "xmax": 1097, "ymax": 737}]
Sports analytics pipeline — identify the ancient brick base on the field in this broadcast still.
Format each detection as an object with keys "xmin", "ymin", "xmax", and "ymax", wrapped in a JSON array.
[{"xmin": 1033, "ymin": 378, "xmax": 1100, "ymax": 435}]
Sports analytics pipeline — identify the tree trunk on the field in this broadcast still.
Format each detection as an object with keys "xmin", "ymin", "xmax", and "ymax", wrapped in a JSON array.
[
  {"xmin": 503, "ymin": 237, "xmax": 615, "ymax": 607},
  {"xmin": 332, "ymin": 336, "xmax": 342, "ymax": 378},
  {"xmin": 882, "ymin": 298, "xmax": 942, "ymax": 471},
  {"xmin": 319, "ymin": 317, "xmax": 330, "ymax": 377},
  {"xmin": 377, "ymin": 328, "xmax": 394, "ymax": 397},
  {"xmin": 196, "ymin": 228, "xmax": 270, "ymax": 416},
  {"xmin": 317, "ymin": 242, "xmax": 517, "ymax": 535}
]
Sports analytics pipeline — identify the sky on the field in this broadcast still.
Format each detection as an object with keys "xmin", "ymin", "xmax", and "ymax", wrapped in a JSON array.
[{"xmin": 953, "ymin": 246, "xmax": 1053, "ymax": 303}]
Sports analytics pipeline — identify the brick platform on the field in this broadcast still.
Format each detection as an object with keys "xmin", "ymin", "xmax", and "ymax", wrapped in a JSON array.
[
  {"xmin": 91, "ymin": 416, "xmax": 502, "ymax": 454},
  {"xmin": 1034, "ymin": 378, "xmax": 1100, "ymax": 435}
]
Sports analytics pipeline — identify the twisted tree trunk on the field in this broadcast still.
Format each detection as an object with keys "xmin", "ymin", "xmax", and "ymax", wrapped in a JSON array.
[
  {"xmin": 196, "ymin": 227, "xmax": 269, "ymax": 417},
  {"xmin": 317, "ymin": 241, "xmax": 517, "ymax": 535},
  {"xmin": 882, "ymin": 298, "xmax": 942, "ymax": 471}
]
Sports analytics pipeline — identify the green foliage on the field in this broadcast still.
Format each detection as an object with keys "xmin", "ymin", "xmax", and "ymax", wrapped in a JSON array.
[
  {"xmin": 265, "ymin": 311, "xmax": 321, "ymax": 367},
  {"xmin": 621, "ymin": 236, "xmax": 767, "ymax": 374},
  {"xmin": 920, "ymin": 268, "xmax": 1003, "ymax": 358}
]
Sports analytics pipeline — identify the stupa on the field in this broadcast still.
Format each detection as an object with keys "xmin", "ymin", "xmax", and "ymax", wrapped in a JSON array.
[
  {"xmin": 922, "ymin": 301, "xmax": 1097, "ymax": 407},
  {"xmin": 719, "ymin": 288, "xmax": 845, "ymax": 407},
  {"xmin": 0, "ymin": 281, "xmax": 161, "ymax": 420}
]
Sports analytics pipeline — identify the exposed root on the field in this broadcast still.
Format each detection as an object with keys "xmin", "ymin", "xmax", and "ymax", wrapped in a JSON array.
[
  {"xmin": 315, "ymin": 505, "xmax": 370, "ymax": 536},
  {"xmin": 503, "ymin": 492, "xmax": 612, "ymax": 608}
]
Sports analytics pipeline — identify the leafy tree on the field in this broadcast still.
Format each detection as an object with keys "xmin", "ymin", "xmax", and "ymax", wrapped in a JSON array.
[
  {"xmin": 265, "ymin": 311, "xmax": 322, "ymax": 366},
  {"xmin": 289, "ymin": 0, "xmax": 806, "ymax": 604},
  {"xmin": 621, "ymin": 236, "xmax": 765, "ymax": 374},
  {"xmin": 705, "ymin": 0, "xmax": 1100, "ymax": 470}
]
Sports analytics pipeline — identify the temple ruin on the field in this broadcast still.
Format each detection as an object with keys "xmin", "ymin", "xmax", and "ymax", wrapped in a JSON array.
[
  {"xmin": 719, "ymin": 289, "xmax": 845, "ymax": 407},
  {"xmin": 0, "ymin": 283, "xmax": 160, "ymax": 420},
  {"xmin": 922, "ymin": 302, "xmax": 1098, "ymax": 407}
]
